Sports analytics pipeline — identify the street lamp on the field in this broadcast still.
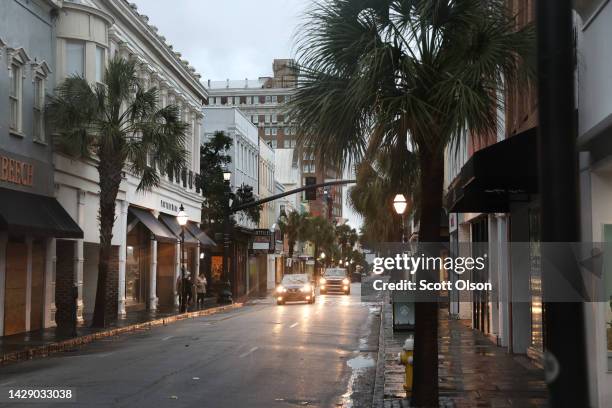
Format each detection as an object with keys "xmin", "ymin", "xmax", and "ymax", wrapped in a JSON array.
[
  {"xmin": 177, "ymin": 204, "xmax": 188, "ymax": 313},
  {"xmin": 393, "ymin": 194, "xmax": 407, "ymax": 243},
  {"xmin": 222, "ymin": 166, "xmax": 232, "ymax": 183},
  {"xmin": 218, "ymin": 168, "xmax": 233, "ymax": 304}
]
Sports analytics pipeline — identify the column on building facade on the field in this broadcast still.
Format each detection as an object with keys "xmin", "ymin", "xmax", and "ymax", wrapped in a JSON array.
[
  {"xmin": 194, "ymin": 111, "xmax": 203, "ymax": 174},
  {"xmin": 44, "ymin": 238, "xmax": 57, "ymax": 328},
  {"xmin": 149, "ymin": 238, "xmax": 158, "ymax": 311},
  {"xmin": 25, "ymin": 238, "xmax": 33, "ymax": 331},
  {"xmin": 118, "ymin": 200, "xmax": 128, "ymax": 318},
  {"xmin": 75, "ymin": 190, "xmax": 86, "ymax": 323},
  {"xmin": 487, "ymin": 215, "xmax": 500, "ymax": 341},
  {"xmin": 0, "ymin": 233, "xmax": 6, "ymax": 334}
]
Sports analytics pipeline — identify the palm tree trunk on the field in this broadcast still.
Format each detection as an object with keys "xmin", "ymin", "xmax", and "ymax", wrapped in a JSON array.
[
  {"xmin": 91, "ymin": 155, "xmax": 123, "ymax": 328},
  {"xmin": 412, "ymin": 147, "xmax": 444, "ymax": 407}
]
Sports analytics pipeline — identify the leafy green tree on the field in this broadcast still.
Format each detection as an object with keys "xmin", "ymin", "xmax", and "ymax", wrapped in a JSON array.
[
  {"xmin": 233, "ymin": 184, "xmax": 262, "ymax": 225},
  {"xmin": 278, "ymin": 210, "xmax": 308, "ymax": 266},
  {"xmin": 47, "ymin": 57, "xmax": 188, "ymax": 327},
  {"xmin": 200, "ymin": 131, "xmax": 232, "ymax": 227},
  {"xmin": 290, "ymin": 1, "xmax": 534, "ymax": 404},
  {"xmin": 302, "ymin": 216, "xmax": 338, "ymax": 276}
]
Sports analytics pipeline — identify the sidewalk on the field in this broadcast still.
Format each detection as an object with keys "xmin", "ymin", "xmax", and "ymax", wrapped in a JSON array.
[
  {"xmin": 376, "ymin": 302, "xmax": 548, "ymax": 408},
  {"xmin": 0, "ymin": 297, "xmax": 242, "ymax": 366}
]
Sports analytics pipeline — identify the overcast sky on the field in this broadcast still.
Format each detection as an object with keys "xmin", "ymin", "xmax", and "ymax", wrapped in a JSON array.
[
  {"xmin": 133, "ymin": 0, "xmax": 310, "ymax": 81},
  {"xmin": 133, "ymin": 0, "xmax": 363, "ymax": 230}
]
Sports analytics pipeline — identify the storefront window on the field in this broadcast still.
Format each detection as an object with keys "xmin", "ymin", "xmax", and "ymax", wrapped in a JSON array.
[
  {"xmin": 602, "ymin": 224, "xmax": 612, "ymax": 369},
  {"xmin": 529, "ymin": 209, "xmax": 544, "ymax": 354},
  {"xmin": 126, "ymin": 223, "xmax": 149, "ymax": 309}
]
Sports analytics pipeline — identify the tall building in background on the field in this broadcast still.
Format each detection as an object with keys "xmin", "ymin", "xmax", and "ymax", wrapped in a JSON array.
[{"xmin": 206, "ymin": 59, "xmax": 343, "ymax": 222}]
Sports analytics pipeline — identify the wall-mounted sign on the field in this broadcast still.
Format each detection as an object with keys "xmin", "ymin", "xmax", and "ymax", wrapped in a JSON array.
[
  {"xmin": 160, "ymin": 199, "xmax": 179, "ymax": 213},
  {"xmin": 0, "ymin": 154, "xmax": 34, "ymax": 186}
]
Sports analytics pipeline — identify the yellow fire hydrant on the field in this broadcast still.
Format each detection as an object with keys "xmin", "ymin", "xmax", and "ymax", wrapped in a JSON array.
[{"xmin": 398, "ymin": 337, "xmax": 414, "ymax": 396}]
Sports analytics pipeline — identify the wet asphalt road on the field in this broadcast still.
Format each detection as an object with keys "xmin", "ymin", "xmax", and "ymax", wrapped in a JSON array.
[{"xmin": 0, "ymin": 283, "xmax": 380, "ymax": 408}]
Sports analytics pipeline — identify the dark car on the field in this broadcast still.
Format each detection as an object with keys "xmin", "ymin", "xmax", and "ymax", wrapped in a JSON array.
[
  {"xmin": 276, "ymin": 274, "xmax": 315, "ymax": 305},
  {"xmin": 319, "ymin": 268, "xmax": 350, "ymax": 295}
]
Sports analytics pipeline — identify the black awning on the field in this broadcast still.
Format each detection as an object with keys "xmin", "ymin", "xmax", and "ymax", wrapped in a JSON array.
[
  {"xmin": 0, "ymin": 187, "xmax": 83, "ymax": 238},
  {"xmin": 158, "ymin": 213, "xmax": 199, "ymax": 245},
  {"xmin": 185, "ymin": 222, "xmax": 217, "ymax": 248},
  {"xmin": 446, "ymin": 127, "xmax": 538, "ymax": 213},
  {"xmin": 129, "ymin": 207, "xmax": 177, "ymax": 243}
]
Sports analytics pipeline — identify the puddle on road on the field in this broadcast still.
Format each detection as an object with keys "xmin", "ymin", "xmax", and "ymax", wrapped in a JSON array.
[{"xmin": 346, "ymin": 355, "xmax": 375, "ymax": 370}]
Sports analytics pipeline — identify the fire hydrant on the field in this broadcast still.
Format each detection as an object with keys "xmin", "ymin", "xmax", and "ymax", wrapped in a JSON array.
[{"xmin": 398, "ymin": 337, "xmax": 414, "ymax": 396}]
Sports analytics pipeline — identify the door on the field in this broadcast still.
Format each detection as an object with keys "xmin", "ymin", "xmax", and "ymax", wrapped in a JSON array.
[
  {"xmin": 4, "ymin": 241, "xmax": 27, "ymax": 336},
  {"xmin": 157, "ymin": 242, "xmax": 176, "ymax": 309},
  {"xmin": 30, "ymin": 241, "xmax": 45, "ymax": 331}
]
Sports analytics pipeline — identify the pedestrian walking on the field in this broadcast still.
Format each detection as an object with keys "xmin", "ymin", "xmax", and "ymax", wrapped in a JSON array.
[{"xmin": 196, "ymin": 273, "xmax": 207, "ymax": 308}]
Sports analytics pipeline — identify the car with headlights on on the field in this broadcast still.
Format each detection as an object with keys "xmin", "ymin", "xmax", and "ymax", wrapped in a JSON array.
[
  {"xmin": 319, "ymin": 268, "xmax": 350, "ymax": 295},
  {"xmin": 276, "ymin": 274, "xmax": 315, "ymax": 305}
]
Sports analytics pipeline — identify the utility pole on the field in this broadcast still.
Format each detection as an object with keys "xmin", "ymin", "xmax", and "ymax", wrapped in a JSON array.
[{"xmin": 536, "ymin": 1, "xmax": 590, "ymax": 406}]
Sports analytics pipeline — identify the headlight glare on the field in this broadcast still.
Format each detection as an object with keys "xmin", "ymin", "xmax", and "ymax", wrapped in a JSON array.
[{"xmin": 342, "ymin": 278, "xmax": 350, "ymax": 284}]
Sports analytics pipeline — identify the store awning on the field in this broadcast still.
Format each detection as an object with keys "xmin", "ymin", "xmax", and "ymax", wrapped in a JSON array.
[
  {"xmin": 158, "ymin": 213, "xmax": 199, "ymax": 245},
  {"xmin": 446, "ymin": 127, "xmax": 538, "ymax": 213},
  {"xmin": 129, "ymin": 207, "xmax": 177, "ymax": 243},
  {"xmin": 185, "ymin": 222, "xmax": 216, "ymax": 248},
  {"xmin": 0, "ymin": 187, "xmax": 83, "ymax": 238}
]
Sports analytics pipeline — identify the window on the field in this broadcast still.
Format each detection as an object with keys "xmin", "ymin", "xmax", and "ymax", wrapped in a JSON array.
[
  {"xmin": 33, "ymin": 77, "xmax": 45, "ymax": 142},
  {"xmin": 66, "ymin": 41, "xmax": 85, "ymax": 77},
  {"xmin": 95, "ymin": 46, "xmax": 105, "ymax": 83},
  {"xmin": 284, "ymin": 127, "xmax": 290, "ymax": 135},
  {"xmin": 9, "ymin": 64, "xmax": 22, "ymax": 132},
  {"xmin": 265, "ymin": 114, "xmax": 271, "ymax": 123},
  {"xmin": 271, "ymin": 127, "xmax": 277, "ymax": 136},
  {"xmin": 271, "ymin": 114, "xmax": 277, "ymax": 123},
  {"xmin": 253, "ymin": 96, "xmax": 258, "ymax": 105},
  {"xmin": 265, "ymin": 127, "xmax": 271, "ymax": 136},
  {"xmin": 271, "ymin": 140, "xmax": 277, "ymax": 148},
  {"xmin": 265, "ymin": 95, "xmax": 271, "ymax": 103},
  {"xmin": 252, "ymin": 115, "xmax": 258, "ymax": 124},
  {"xmin": 271, "ymin": 95, "xmax": 277, "ymax": 103}
]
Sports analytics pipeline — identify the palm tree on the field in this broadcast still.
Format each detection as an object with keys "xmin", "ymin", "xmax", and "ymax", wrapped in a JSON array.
[
  {"xmin": 290, "ymin": 1, "xmax": 534, "ymax": 405},
  {"xmin": 278, "ymin": 210, "xmax": 308, "ymax": 271},
  {"xmin": 47, "ymin": 56, "xmax": 188, "ymax": 328},
  {"xmin": 302, "ymin": 216, "xmax": 337, "ymax": 278}
]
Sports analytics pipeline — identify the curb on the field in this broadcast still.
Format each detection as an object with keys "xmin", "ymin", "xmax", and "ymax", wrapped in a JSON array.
[
  {"xmin": 0, "ymin": 303, "xmax": 243, "ymax": 366},
  {"xmin": 372, "ymin": 295, "xmax": 388, "ymax": 408}
]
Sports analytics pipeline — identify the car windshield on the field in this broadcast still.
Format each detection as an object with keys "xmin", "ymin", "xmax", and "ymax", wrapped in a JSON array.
[
  {"xmin": 324, "ymin": 269, "xmax": 346, "ymax": 277},
  {"xmin": 282, "ymin": 274, "xmax": 308, "ymax": 285}
]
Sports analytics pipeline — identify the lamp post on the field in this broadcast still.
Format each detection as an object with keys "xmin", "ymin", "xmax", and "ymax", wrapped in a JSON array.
[
  {"xmin": 391, "ymin": 194, "xmax": 413, "ymax": 331},
  {"xmin": 177, "ymin": 204, "xmax": 188, "ymax": 313},
  {"xmin": 393, "ymin": 194, "xmax": 408, "ymax": 243},
  {"xmin": 218, "ymin": 167, "xmax": 233, "ymax": 304}
]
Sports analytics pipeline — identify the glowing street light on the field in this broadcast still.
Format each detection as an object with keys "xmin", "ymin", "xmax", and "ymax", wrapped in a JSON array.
[{"xmin": 393, "ymin": 194, "xmax": 408, "ymax": 215}]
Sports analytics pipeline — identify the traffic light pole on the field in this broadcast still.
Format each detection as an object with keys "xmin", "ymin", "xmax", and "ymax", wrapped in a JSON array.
[{"xmin": 230, "ymin": 179, "xmax": 356, "ymax": 213}]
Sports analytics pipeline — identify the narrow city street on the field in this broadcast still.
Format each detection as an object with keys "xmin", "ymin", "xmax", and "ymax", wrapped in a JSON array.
[{"xmin": 0, "ymin": 283, "xmax": 380, "ymax": 408}]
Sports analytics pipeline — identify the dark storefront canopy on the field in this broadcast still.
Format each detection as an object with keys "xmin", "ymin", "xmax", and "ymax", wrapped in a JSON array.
[
  {"xmin": 129, "ymin": 207, "xmax": 177, "ymax": 243},
  {"xmin": 446, "ymin": 127, "xmax": 538, "ymax": 213},
  {"xmin": 185, "ymin": 222, "xmax": 216, "ymax": 248},
  {"xmin": 0, "ymin": 187, "xmax": 83, "ymax": 238},
  {"xmin": 158, "ymin": 213, "xmax": 199, "ymax": 245}
]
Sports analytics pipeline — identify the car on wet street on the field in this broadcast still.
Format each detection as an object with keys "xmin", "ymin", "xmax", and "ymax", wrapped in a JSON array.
[
  {"xmin": 276, "ymin": 273, "xmax": 316, "ymax": 305},
  {"xmin": 320, "ymin": 267, "xmax": 351, "ymax": 295}
]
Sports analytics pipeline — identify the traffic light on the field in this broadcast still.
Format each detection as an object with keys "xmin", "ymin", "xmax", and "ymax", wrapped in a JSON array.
[{"xmin": 305, "ymin": 176, "xmax": 317, "ymax": 200}]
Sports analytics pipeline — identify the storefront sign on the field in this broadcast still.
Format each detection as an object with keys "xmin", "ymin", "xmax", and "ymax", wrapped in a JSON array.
[
  {"xmin": 160, "ymin": 199, "xmax": 179, "ymax": 213},
  {"xmin": 0, "ymin": 154, "xmax": 34, "ymax": 186}
]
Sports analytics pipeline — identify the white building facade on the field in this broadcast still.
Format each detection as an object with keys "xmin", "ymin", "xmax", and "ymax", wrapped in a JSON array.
[{"xmin": 52, "ymin": 0, "xmax": 208, "ymax": 321}]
